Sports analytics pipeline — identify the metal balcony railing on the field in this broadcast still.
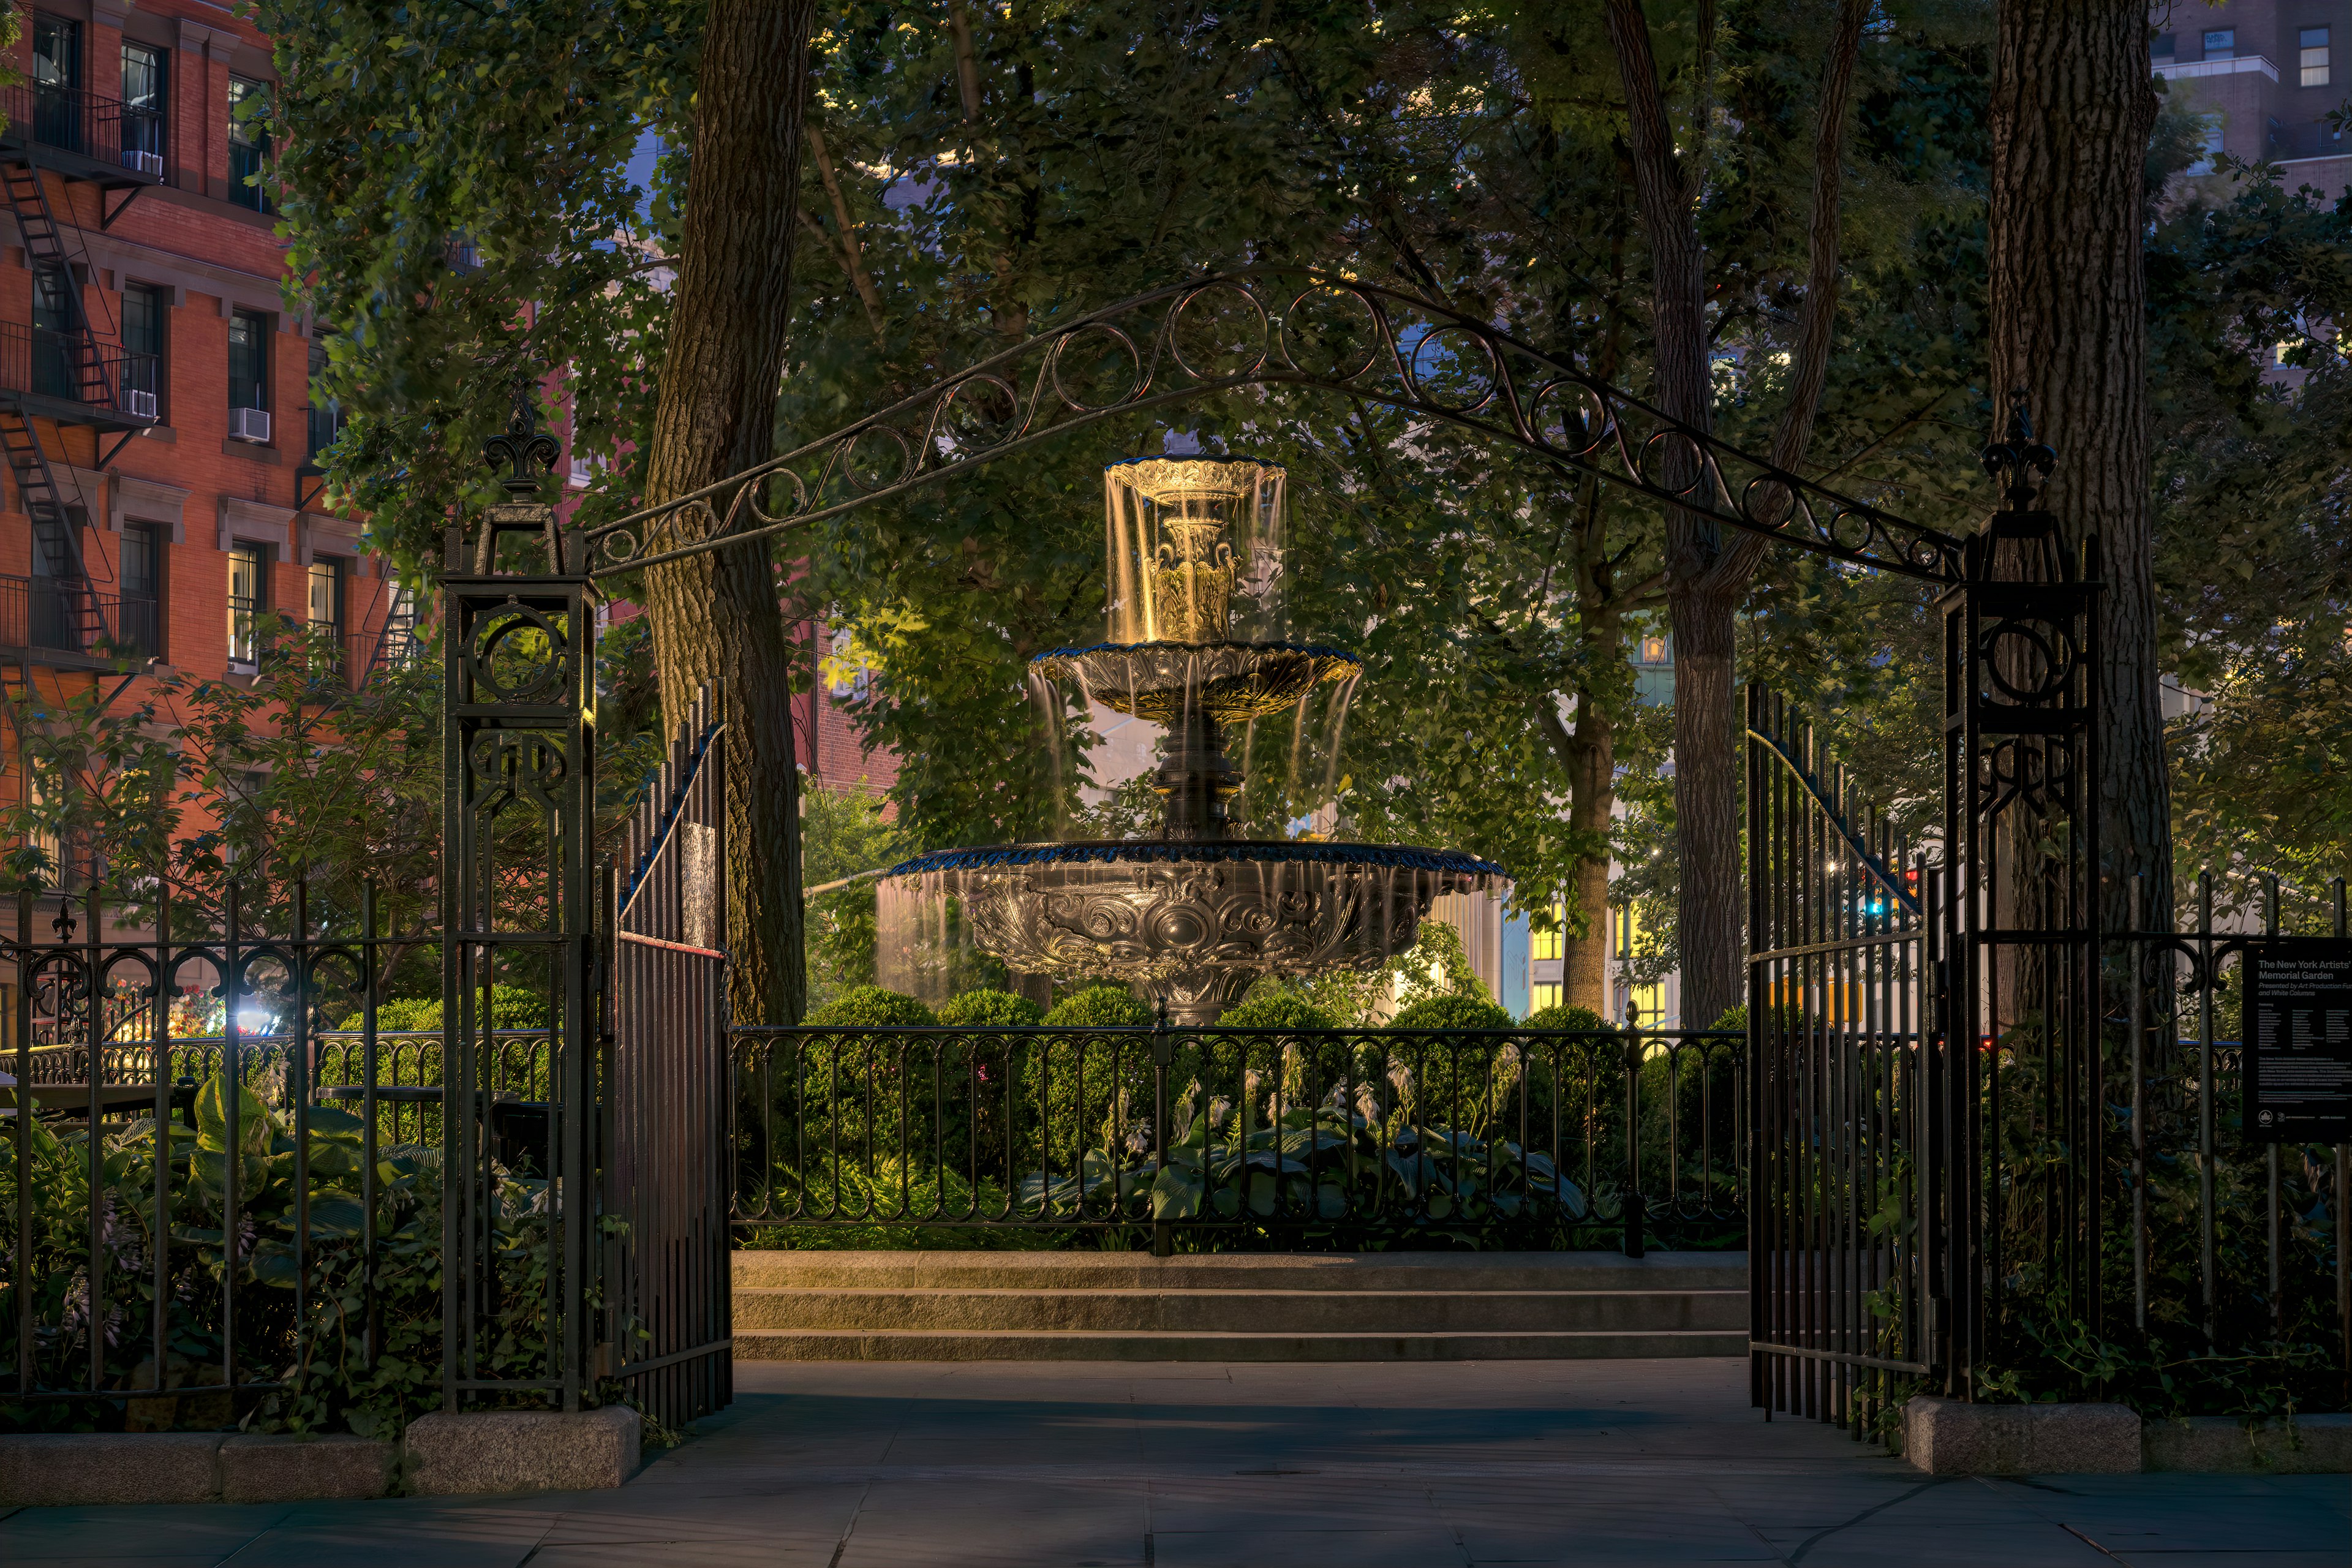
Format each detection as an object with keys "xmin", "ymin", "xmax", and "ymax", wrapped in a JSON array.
[
  {"xmin": 0, "ymin": 575, "xmax": 158, "ymax": 660},
  {"xmin": 0, "ymin": 81, "xmax": 170, "ymax": 183},
  {"xmin": 0, "ymin": 322, "xmax": 158, "ymax": 421}
]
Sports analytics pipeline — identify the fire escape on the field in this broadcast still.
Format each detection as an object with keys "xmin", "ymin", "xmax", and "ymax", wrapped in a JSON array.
[{"xmin": 0, "ymin": 75, "xmax": 164, "ymax": 676}]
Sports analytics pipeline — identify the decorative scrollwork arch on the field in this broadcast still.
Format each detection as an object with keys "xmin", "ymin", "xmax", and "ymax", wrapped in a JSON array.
[{"xmin": 577, "ymin": 266, "xmax": 1968, "ymax": 586}]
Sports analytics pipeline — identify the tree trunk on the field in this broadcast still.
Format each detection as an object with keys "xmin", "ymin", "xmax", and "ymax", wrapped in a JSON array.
[
  {"xmin": 638, "ymin": 0, "xmax": 817, "ymax": 1025},
  {"xmin": 1604, "ymin": 0, "xmax": 1867, "ymax": 1031},
  {"xmin": 1987, "ymin": 0, "xmax": 2169, "ymax": 937},
  {"xmin": 1561, "ymin": 675, "xmax": 1618, "ymax": 1017}
]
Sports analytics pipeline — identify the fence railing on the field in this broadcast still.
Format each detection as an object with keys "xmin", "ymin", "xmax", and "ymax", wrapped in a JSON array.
[
  {"xmin": 0, "ymin": 575, "xmax": 158, "ymax": 659},
  {"xmin": 0, "ymin": 322, "xmax": 158, "ymax": 420},
  {"xmin": 0, "ymin": 82, "xmax": 170, "ymax": 182},
  {"xmin": 731, "ymin": 1025, "xmax": 1746, "ymax": 1252}
]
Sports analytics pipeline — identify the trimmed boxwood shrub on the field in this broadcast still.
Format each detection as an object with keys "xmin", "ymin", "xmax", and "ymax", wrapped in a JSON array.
[
  {"xmin": 1215, "ymin": 993, "xmax": 1336, "ymax": 1031},
  {"xmin": 1523, "ymin": 1003, "xmax": 1614, "ymax": 1034},
  {"xmin": 937, "ymin": 987, "xmax": 1045, "ymax": 1027},
  {"xmin": 805, "ymin": 985, "xmax": 938, "ymax": 1028},
  {"xmin": 1041, "ymin": 984, "xmax": 1154, "ymax": 1028},
  {"xmin": 1388, "ymin": 993, "xmax": 1514, "ymax": 1031}
]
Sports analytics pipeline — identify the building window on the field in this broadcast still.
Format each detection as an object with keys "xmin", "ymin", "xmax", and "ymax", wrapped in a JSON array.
[
  {"xmin": 1527, "ymin": 982, "xmax": 1562, "ymax": 1015},
  {"xmin": 2202, "ymin": 28, "xmax": 2234, "ymax": 61},
  {"xmin": 1531, "ymin": 898, "xmax": 1566, "ymax": 962},
  {"xmin": 229, "ymin": 309, "xmax": 268, "ymax": 409},
  {"xmin": 31, "ymin": 15, "xmax": 83, "ymax": 151},
  {"xmin": 307, "ymin": 556, "xmax": 345, "ymax": 670},
  {"xmin": 120, "ymin": 522, "xmax": 162, "ymax": 660},
  {"xmin": 227, "ymin": 76, "xmax": 271, "ymax": 212},
  {"xmin": 2152, "ymin": 32, "xmax": 2176, "ymax": 64},
  {"xmin": 1638, "ymin": 633, "xmax": 1669, "ymax": 664},
  {"xmin": 121, "ymin": 282, "xmax": 164, "ymax": 418},
  {"xmin": 2301, "ymin": 27, "xmax": 2330, "ymax": 88},
  {"xmin": 119, "ymin": 42, "xmax": 166, "ymax": 175},
  {"xmin": 227, "ymin": 541, "xmax": 268, "ymax": 668},
  {"xmin": 30, "ymin": 266, "xmax": 75, "ymax": 401}
]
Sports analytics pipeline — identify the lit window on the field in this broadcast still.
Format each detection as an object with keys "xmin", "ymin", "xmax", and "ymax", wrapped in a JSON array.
[
  {"xmin": 227, "ymin": 541, "xmax": 268, "ymax": 668},
  {"xmin": 1527, "ymin": 982, "xmax": 1562, "ymax": 1014},
  {"xmin": 1531, "ymin": 900, "xmax": 1565, "ymax": 962},
  {"xmin": 2203, "ymin": 28, "xmax": 2234, "ymax": 61},
  {"xmin": 1638, "ymin": 634, "xmax": 1668, "ymax": 664},
  {"xmin": 2301, "ymin": 27, "xmax": 2329, "ymax": 88}
]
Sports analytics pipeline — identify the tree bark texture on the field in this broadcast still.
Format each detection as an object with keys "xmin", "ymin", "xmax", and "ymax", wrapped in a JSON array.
[
  {"xmin": 639, "ymin": 0, "xmax": 817, "ymax": 1025},
  {"xmin": 1604, "ymin": 0, "xmax": 1866, "ymax": 1030},
  {"xmin": 1988, "ymin": 0, "xmax": 2169, "ymax": 937}
]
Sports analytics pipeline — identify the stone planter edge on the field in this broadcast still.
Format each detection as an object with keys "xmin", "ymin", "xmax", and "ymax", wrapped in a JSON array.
[
  {"xmin": 1903, "ymin": 1395, "xmax": 2352, "ymax": 1475},
  {"xmin": 0, "ymin": 1406, "xmax": 644, "ymax": 1505}
]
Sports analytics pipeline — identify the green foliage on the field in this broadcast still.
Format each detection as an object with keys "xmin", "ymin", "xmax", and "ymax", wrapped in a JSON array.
[
  {"xmin": 0, "ymin": 1069, "xmax": 564, "ymax": 1438},
  {"xmin": 1041, "ymin": 986, "xmax": 1154, "ymax": 1029},
  {"xmin": 1215, "ymin": 994, "xmax": 1336, "ymax": 1031},
  {"xmin": 1390, "ymin": 921, "xmax": 1490, "ymax": 1016},
  {"xmin": 802, "ymin": 785, "xmax": 903, "ymax": 1012},
  {"xmin": 1389, "ymin": 993, "xmax": 1515, "ymax": 1033},
  {"xmin": 336, "ymin": 988, "xmax": 547, "ymax": 1033},
  {"xmin": 1524, "ymin": 1004, "xmax": 1614, "ymax": 1035},
  {"xmin": 805, "ymin": 986, "xmax": 937, "ymax": 1029},
  {"xmin": 937, "ymin": 989, "xmax": 1046, "ymax": 1028}
]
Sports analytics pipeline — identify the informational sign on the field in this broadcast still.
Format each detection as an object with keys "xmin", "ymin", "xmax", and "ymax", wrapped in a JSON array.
[{"xmin": 2244, "ymin": 939, "xmax": 2352, "ymax": 1144}]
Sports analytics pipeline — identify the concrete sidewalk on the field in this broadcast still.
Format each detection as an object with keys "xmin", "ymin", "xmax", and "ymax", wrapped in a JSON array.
[{"xmin": 2, "ymin": 1359, "xmax": 2344, "ymax": 1566}]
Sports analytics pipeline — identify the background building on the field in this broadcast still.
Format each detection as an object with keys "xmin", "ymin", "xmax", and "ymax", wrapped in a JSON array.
[
  {"xmin": 2157, "ymin": 2, "xmax": 2351, "ymax": 185},
  {"xmin": 2, "ymin": 2, "xmax": 394, "ymax": 883}
]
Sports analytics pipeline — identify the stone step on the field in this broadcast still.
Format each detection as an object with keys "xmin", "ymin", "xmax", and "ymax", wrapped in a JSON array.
[
  {"xmin": 730, "ymin": 1249, "xmax": 1748, "ymax": 1294},
  {"xmin": 734, "ymin": 1327, "xmax": 1749, "ymax": 1362},
  {"xmin": 728, "ymin": 1251, "xmax": 1751, "ymax": 1362},
  {"xmin": 733, "ymin": 1285, "xmax": 1748, "ymax": 1335}
]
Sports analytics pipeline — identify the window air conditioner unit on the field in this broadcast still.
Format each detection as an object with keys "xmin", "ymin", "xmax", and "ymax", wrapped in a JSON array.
[
  {"xmin": 123, "ymin": 150, "xmax": 164, "ymax": 177},
  {"xmin": 229, "ymin": 407, "xmax": 271, "ymax": 443},
  {"xmin": 122, "ymin": 390, "xmax": 157, "ymax": 420}
]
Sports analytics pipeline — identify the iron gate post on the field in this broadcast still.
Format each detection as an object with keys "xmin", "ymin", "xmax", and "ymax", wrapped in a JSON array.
[
  {"xmin": 1940, "ymin": 401, "xmax": 2103, "ymax": 1394},
  {"xmin": 440, "ymin": 390, "xmax": 602, "ymax": 1413}
]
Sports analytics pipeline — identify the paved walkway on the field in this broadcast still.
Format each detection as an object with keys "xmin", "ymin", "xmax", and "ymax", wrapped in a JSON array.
[{"xmin": 3, "ymin": 1360, "xmax": 2345, "ymax": 1566}]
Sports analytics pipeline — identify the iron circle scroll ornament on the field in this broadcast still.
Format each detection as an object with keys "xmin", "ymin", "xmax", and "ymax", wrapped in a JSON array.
[
  {"xmin": 465, "ymin": 602, "xmax": 571, "ymax": 704},
  {"xmin": 1978, "ymin": 617, "xmax": 2081, "ymax": 707},
  {"xmin": 573, "ymin": 266, "xmax": 1969, "ymax": 586}
]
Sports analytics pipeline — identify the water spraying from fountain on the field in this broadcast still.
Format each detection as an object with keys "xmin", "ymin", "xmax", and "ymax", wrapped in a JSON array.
[{"xmin": 879, "ymin": 456, "xmax": 1502, "ymax": 1023}]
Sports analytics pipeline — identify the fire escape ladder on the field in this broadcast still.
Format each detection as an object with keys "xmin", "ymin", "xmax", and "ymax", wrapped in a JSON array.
[
  {"xmin": 0, "ymin": 158, "xmax": 123, "ymax": 409},
  {"xmin": 0, "ymin": 410, "xmax": 105, "ymax": 652}
]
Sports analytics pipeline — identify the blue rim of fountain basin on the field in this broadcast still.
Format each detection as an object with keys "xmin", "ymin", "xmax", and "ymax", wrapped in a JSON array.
[
  {"xmin": 884, "ymin": 839, "xmax": 1505, "ymax": 879},
  {"xmin": 1030, "ymin": 640, "xmax": 1362, "ymax": 667}
]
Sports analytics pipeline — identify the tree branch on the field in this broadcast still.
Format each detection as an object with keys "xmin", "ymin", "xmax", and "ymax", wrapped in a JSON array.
[
  {"xmin": 806, "ymin": 123, "xmax": 886, "ymax": 344},
  {"xmin": 1708, "ymin": 0, "xmax": 1869, "ymax": 593}
]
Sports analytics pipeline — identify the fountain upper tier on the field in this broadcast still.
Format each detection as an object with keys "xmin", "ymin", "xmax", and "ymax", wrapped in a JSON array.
[{"xmin": 1035, "ymin": 641, "xmax": 1359, "ymax": 726}]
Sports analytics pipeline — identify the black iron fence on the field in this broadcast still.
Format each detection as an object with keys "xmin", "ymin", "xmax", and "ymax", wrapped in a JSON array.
[{"xmin": 732, "ymin": 1024, "xmax": 1745, "ymax": 1253}]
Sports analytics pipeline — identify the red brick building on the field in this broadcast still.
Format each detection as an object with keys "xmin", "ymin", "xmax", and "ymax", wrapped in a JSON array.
[{"xmin": 1, "ymin": 1, "xmax": 396, "ymax": 862}]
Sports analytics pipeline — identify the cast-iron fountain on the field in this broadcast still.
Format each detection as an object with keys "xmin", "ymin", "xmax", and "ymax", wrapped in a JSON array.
[{"xmin": 880, "ymin": 456, "xmax": 1502, "ymax": 1023}]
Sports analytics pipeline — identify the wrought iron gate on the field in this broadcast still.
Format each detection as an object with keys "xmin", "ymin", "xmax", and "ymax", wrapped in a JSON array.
[
  {"xmin": 1747, "ymin": 417, "xmax": 2104, "ymax": 1434},
  {"xmin": 1744, "ymin": 689, "xmax": 1937, "ymax": 1435},
  {"xmin": 604, "ymin": 692, "xmax": 733, "ymax": 1428}
]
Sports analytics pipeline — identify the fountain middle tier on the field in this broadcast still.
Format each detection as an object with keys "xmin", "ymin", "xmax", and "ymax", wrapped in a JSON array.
[{"xmin": 882, "ymin": 840, "xmax": 1504, "ymax": 1026}]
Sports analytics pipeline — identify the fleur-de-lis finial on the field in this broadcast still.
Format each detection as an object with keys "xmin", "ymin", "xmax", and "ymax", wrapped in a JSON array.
[
  {"xmin": 484, "ymin": 375, "xmax": 559, "ymax": 499},
  {"xmin": 1980, "ymin": 388, "xmax": 2056, "ymax": 511}
]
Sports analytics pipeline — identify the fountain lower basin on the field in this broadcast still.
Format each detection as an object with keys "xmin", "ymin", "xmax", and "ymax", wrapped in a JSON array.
[{"xmin": 883, "ymin": 840, "xmax": 1503, "ymax": 1025}]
